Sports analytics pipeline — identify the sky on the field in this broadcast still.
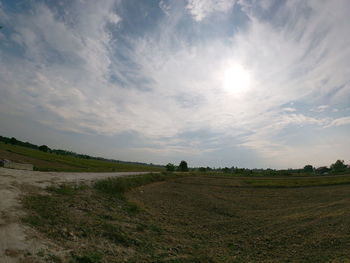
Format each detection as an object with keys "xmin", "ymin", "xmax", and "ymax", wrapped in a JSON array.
[{"xmin": 0, "ymin": 0, "xmax": 349, "ymax": 169}]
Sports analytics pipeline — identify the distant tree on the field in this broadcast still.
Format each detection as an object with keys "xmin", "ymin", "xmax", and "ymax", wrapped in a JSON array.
[
  {"xmin": 222, "ymin": 167, "xmax": 230, "ymax": 173},
  {"xmin": 303, "ymin": 165, "xmax": 314, "ymax": 173},
  {"xmin": 9, "ymin": 137, "xmax": 17, "ymax": 145},
  {"xmin": 165, "ymin": 163, "xmax": 175, "ymax": 172},
  {"xmin": 330, "ymin": 160, "xmax": 346, "ymax": 173},
  {"xmin": 178, "ymin": 160, "xmax": 188, "ymax": 172},
  {"xmin": 198, "ymin": 167, "xmax": 207, "ymax": 172},
  {"xmin": 38, "ymin": 145, "xmax": 50, "ymax": 152}
]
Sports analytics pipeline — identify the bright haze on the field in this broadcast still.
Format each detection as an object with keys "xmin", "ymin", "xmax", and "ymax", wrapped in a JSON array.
[{"xmin": 0, "ymin": 0, "xmax": 349, "ymax": 168}]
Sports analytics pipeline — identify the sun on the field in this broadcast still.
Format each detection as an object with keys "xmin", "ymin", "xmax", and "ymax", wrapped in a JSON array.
[{"xmin": 222, "ymin": 64, "xmax": 251, "ymax": 95}]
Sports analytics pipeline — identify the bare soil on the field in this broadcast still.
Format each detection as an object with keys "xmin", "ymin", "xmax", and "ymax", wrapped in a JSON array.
[
  {"xmin": 0, "ymin": 168, "xmax": 150, "ymax": 263},
  {"xmin": 128, "ymin": 176, "xmax": 350, "ymax": 262}
]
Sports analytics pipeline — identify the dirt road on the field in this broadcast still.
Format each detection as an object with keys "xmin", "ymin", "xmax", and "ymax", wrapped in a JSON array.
[{"xmin": 0, "ymin": 167, "xmax": 152, "ymax": 263}]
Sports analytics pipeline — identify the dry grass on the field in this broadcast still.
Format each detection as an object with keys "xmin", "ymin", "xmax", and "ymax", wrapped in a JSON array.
[
  {"xmin": 128, "ymin": 176, "xmax": 350, "ymax": 262},
  {"xmin": 22, "ymin": 174, "xmax": 350, "ymax": 262}
]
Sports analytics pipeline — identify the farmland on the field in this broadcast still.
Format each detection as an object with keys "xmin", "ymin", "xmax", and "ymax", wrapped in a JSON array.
[
  {"xmin": 21, "ymin": 173, "xmax": 350, "ymax": 262},
  {"xmin": 0, "ymin": 142, "xmax": 163, "ymax": 172}
]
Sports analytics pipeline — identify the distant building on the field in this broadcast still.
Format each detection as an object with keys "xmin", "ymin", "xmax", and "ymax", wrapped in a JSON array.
[{"xmin": 315, "ymin": 166, "xmax": 330, "ymax": 174}]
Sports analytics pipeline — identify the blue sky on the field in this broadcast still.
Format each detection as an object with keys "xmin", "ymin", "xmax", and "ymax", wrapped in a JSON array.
[{"xmin": 0, "ymin": 0, "xmax": 349, "ymax": 168}]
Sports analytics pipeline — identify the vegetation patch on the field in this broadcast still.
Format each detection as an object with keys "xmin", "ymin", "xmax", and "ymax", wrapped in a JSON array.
[
  {"xmin": 94, "ymin": 172, "xmax": 181, "ymax": 196},
  {"xmin": 0, "ymin": 142, "xmax": 163, "ymax": 172},
  {"xmin": 243, "ymin": 175, "xmax": 350, "ymax": 187},
  {"xmin": 21, "ymin": 173, "xmax": 350, "ymax": 262},
  {"xmin": 21, "ymin": 172, "xmax": 188, "ymax": 262}
]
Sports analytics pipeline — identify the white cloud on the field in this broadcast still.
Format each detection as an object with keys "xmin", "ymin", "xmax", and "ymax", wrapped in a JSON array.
[
  {"xmin": 311, "ymin": 105, "xmax": 329, "ymax": 112},
  {"xmin": 325, "ymin": 116, "xmax": 350, "ymax": 128},
  {"xmin": 283, "ymin": 107, "xmax": 296, "ymax": 112},
  {"xmin": 0, "ymin": 1, "xmax": 122, "ymax": 134},
  {"xmin": 159, "ymin": 0, "xmax": 171, "ymax": 16},
  {"xmin": 108, "ymin": 12, "xmax": 121, "ymax": 24},
  {"xmin": 0, "ymin": 0, "xmax": 350, "ymax": 167},
  {"xmin": 186, "ymin": 0, "xmax": 236, "ymax": 21},
  {"xmin": 239, "ymin": 112, "xmax": 328, "ymax": 150}
]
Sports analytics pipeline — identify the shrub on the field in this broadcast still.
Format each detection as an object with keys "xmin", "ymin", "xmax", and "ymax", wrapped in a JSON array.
[
  {"xmin": 166, "ymin": 163, "xmax": 175, "ymax": 171},
  {"xmin": 178, "ymin": 160, "xmax": 188, "ymax": 172}
]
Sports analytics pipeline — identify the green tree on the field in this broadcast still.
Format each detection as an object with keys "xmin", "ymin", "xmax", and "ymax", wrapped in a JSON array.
[
  {"xmin": 198, "ymin": 167, "xmax": 207, "ymax": 172},
  {"xmin": 330, "ymin": 160, "xmax": 346, "ymax": 173},
  {"xmin": 178, "ymin": 160, "xmax": 188, "ymax": 172},
  {"xmin": 222, "ymin": 167, "xmax": 230, "ymax": 173},
  {"xmin": 9, "ymin": 137, "xmax": 17, "ymax": 145},
  {"xmin": 303, "ymin": 165, "xmax": 313, "ymax": 173},
  {"xmin": 165, "ymin": 163, "xmax": 175, "ymax": 172},
  {"xmin": 38, "ymin": 145, "xmax": 50, "ymax": 152}
]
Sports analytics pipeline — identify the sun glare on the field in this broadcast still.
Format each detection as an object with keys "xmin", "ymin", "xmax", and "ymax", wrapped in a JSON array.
[{"xmin": 222, "ymin": 64, "xmax": 251, "ymax": 95}]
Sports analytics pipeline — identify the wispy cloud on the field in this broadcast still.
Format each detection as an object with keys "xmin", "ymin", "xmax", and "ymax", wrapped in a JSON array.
[
  {"xmin": 0, "ymin": 0, "xmax": 349, "ymax": 167},
  {"xmin": 311, "ymin": 105, "xmax": 329, "ymax": 112},
  {"xmin": 325, "ymin": 116, "xmax": 350, "ymax": 128},
  {"xmin": 186, "ymin": 0, "xmax": 236, "ymax": 21},
  {"xmin": 283, "ymin": 107, "xmax": 297, "ymax": 112}
]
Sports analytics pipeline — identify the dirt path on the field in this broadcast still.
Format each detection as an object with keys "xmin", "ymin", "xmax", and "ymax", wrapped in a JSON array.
[{"xmin": 0, "ymin": 168, "xmax": 152, "ymax": 263}]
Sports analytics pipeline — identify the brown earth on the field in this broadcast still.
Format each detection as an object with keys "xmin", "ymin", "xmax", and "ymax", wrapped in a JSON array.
[
  {"xmin": 2, "ymin": 170, "xmax": 350, "ymax": 262},
  {"xmin": 128, "ymin": 176, "xmax": 350, "ymax": 262}
]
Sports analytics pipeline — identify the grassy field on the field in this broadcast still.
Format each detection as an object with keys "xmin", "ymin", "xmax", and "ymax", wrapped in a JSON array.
[
  {"xmin": 0, "ymin": 142, "xmax": 163, "ymax": 172},
  {"xmin": 243, "ymin": 175, "xmax": 350, "ymax": 187},
  {"xmin": 21, "ymin": 173, "xmax": 350, "ymax": 262}
]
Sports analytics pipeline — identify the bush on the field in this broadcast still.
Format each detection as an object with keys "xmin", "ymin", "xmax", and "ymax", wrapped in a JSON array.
[
  {"xmin": 178, "ymin": 160, "xmax": 188, "ymax": 172},
  {"xmin": 93, "ymin": 172, "xmax": 176, "ymax": 196},
  {"xmin": 303, "ymin": 165, "xmax": 314, "ymax": 173},
  {"xmin": 166, "ymin": 163, "xmax": 175, "ymax": 171}
]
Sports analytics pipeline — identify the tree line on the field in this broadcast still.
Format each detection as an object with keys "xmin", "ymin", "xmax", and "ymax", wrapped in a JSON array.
[
  {"xmin": 166, "ymin": 160, "xmax": 349, "ymax": 175},
  {"xmin": 1, "ymin": 135, "xmax": 348, "ymax": 174}
]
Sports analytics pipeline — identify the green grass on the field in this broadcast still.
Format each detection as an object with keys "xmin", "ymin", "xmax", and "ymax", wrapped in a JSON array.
[
  {"xmin": 243, "ymin": 175, "xmax": 350, "ymax": 187},
  {"xmin": 94, "ymin": 172, "xmax": 181, "ymax": 196},
  {"xmin": 0, "ymin": 142, "xmax": 163, "ymax": 172}
]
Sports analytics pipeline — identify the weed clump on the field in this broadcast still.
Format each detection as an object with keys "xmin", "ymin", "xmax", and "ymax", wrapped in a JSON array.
[
  {"xmin": 70, "ymin": 251, "xmax": 103, "ymax": 263},
  {"xmin": 93, "ymin": 172, "xmax": 175, "ymax": 196}
]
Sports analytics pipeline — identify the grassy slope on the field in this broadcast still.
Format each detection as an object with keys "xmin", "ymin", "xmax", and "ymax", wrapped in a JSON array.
[
  {"xmin": 0, "ymin": 142, "xmax": 163, "ymax": 172},
  {"xmin": 21, "ymin": 173, "xmax": 350, "ymax": 262}
]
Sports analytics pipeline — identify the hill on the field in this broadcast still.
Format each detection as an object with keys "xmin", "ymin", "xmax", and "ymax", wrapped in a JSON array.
[{"xmin": 0, "ymin": 141, "xmax": 163, "ymax": 172}]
